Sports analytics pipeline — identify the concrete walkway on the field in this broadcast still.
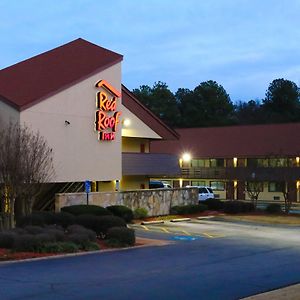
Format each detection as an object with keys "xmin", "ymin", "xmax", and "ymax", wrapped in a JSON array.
[{"xmin": 242, "ymin": 283, "xmax": 300, "ymax": 299}]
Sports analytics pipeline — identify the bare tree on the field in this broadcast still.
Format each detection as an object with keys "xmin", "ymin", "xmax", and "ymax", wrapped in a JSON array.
[
  {"xmin": 0, "ymin": 123, "xmax": 54, "ymax": 230},
  {"xmin": 246, "ymin": 181, "xmax": 263, "ymax": 209}
]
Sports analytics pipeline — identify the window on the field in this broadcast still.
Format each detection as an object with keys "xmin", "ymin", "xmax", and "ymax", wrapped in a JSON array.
[
  {"xmin": 269, "ymin": 158, "xmax": 288, "ymax": 167},
  {"xmin": 210, "ymin": 181, "xmax": 225, "ymax": 191},
  {"xmin": 191, "ymin": 159, "xmax": 206, "ymax": 167},
  {"xmin": 268, "ymin": 182, "xmax": 284, "ymax": 192},
  {"xmin": 209, "ymin": 159, "xmax": 224, "ymax": 167},
  {"xmin": 247, "ymin": 158, "xmax": 268, "ymax": 167},
  {"xmin": 191, "ymin": 181, "xmax": 205, "ymax": 186}
]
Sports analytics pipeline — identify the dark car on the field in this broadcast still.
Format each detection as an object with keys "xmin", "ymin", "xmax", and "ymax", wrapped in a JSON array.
[{"xmin": 149, "ymin": 180, "xmax": 165, "ymax": 189}]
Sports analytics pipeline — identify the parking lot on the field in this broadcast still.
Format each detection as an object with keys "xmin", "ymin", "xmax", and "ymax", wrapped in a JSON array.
[{"xmin": 1, "ymin": 218, "xmax": 300, "ymax": 300}]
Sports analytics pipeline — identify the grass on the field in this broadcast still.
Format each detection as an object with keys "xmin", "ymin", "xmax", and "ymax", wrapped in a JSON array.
[{"xmin": 219, "ymin": 214, "xmax": 300, "ymax": 225}]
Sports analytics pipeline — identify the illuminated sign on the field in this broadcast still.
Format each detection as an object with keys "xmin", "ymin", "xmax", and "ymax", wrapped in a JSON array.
[{"xmin": 95, "ymin": 80, "xmax": 121, "ymax": 141}]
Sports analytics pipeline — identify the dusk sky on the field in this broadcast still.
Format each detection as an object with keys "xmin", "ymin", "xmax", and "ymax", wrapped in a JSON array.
[{"xmin": 0, "ymin": 0, "xmax": 299, "ymax": 103}]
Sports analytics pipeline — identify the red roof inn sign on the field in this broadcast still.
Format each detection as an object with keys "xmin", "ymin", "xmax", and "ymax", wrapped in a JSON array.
[{"xmin": 95, "ymin": 80, "xmax": 121, "ymax": 141}]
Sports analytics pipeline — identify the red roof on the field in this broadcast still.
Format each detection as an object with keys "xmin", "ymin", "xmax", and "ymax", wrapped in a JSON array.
[
  {"xmin": 150, "ymin": 123, "xmax": 300, "ymax": 158},
  {"xmin": 122, "ymin": 85, "xmax": 179, "ymax": 140},
  {"xmin": 0, "ymin": 38, "xmax": 123, "ymax": 110}
]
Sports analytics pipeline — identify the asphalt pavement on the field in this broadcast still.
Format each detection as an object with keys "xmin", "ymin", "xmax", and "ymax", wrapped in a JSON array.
[{"xmin": 1, "ymin": 219, "xmax": 300, "ymax": 300}]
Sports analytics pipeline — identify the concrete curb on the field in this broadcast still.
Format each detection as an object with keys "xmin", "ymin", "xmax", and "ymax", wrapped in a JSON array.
[
  {"xmin": 170, "ymin": 218, "xmax": 191, "ymax": 222},
  {"xmin": 197, "ymin": 216, "xmax": 215, "ymax": 219},
  {"xmin": 141, "ymin": 220, "xmax": 165, "ymax": 225}
]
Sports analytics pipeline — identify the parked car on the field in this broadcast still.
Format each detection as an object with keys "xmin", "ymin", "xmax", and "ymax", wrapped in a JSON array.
[
  {"xmin": 163, "ymin": 183, "xmax": 172, "ymax": 189},
  {"xmin": 187, "ymin": 186, "xmax": 215, "ymax": 202},
  {"xmin": 149, "ymin": 180, "xmax": 165, "ymax": 189}
]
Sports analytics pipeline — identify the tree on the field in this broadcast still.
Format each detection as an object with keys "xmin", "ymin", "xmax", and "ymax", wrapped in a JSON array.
[
  {"xmin": 179, "ymin": 80, "xmax": 235, "ymax": 127},
  {"xmin": 132, "ymin": 82, "xmax": 180, "ymax": 127},
  {"xmin": 245, "ymin": 181, "xmax": 263, "ymax": 209},
  {"xmin": 263, "ymin": 78, "xmax": 300, "ymax": 123},
  {"xmin": 0, "ymin": 123, "xmax": 54, "ymax": 230},
  {"xmin": 235, "ymin": 100, "xmax": 264, "ymax": 125}
]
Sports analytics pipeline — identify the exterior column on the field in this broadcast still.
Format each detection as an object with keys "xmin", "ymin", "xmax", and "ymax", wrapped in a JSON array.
[{"xmin": 226, "ymin": 181, "xmax": 234, "ymax": 200}]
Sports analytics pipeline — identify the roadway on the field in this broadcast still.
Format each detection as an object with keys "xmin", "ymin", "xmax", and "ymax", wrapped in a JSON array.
[{"xmin": 0, "ymin": 219, "xmax": 300, "ymax": 300}]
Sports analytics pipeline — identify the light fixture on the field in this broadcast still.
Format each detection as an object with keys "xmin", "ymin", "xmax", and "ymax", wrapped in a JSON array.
[
  {"xmin": 123, "ymin": 118, "xmax": 131, "ymax": 127},
  {"xmin": 65, "ymin": 120, "xmax": 70, "ymax": 125},
  {"xmin": 182, "ymin": 152, "xmax": 191, "ymax": 162}
]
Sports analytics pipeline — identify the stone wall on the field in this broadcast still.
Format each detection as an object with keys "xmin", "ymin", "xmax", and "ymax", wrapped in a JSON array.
[{"xmin": 55, "ymin": 187, "xmax": 198, "ymax": 216}]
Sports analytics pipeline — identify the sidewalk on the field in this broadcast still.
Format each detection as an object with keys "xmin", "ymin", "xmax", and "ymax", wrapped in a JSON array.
[{"xmin": 242, "ymin": 283, "xmax": 300, "ymax": 300}]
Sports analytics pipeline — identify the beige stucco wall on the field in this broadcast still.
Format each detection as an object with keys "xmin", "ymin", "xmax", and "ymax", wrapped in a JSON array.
[
  {"xmin": 55, "ymin": 187, "xmax": 198, "ymax": 216},
  {"xmin": 121, "ymin": 175, "xmax": 149, "ymax": 190},
  {"xmin": 121, "ymin": 105, "xmax": 162, "ymax": 139},
  {"xmin": 0, "ymin": 99, "xmax": 19, "ymax": 127},
  {"xmin": 122, "ymin": 137, "xmax": 149, "ymax": 153},
  {"xmin": 20, "ymin": 63, "xmax": 122, "ymax": 182}
]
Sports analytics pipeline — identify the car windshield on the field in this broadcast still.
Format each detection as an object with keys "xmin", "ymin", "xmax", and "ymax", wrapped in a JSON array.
[{"xmin": 207, "ymin": 188, "xmax": 213, "ymax": 193}]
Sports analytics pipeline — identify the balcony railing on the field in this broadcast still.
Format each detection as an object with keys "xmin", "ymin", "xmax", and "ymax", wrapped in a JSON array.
[{"xmin": 181, "ymin": 167, "xmax": 300, "ymax": 181}]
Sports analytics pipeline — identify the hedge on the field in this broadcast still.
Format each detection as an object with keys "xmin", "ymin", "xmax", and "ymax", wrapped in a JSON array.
[
  {"xmin": 106, "ymin": 227, "xmax": 135, "ymax": 247},
  {"xmin": 106, "ymin": 205, "xmax": 134, "ymax": 223},
  {"xmin": 170, "ymin": 204, "xmax": 207, "ymax": 215},
  {"xmin": 265, "ymin": 203, "xmax": 282, "ymax": 214},
  {"xmin": 202, "ymin": 199, "xmax": 224, "ymax": 211},
  {"xmin": 61, "ymin": 205, "xmax": 112, "ymax": 216},
  {"xmin": 223, "ymin": 201, "xmax": 255, "ymax": 214},
  {"xmin": 133, "ymin": 208, "xmax": 148, "ymax": 219}
]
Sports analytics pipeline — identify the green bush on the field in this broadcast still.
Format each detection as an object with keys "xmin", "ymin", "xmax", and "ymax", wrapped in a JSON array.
[
  {"xmin": 94, "ymin": 216, "xmax": 127, "ymax": 237},
  {"xmin": 106, "ymin": 227, "xmax": 135, "ymax": 247},
  {"xmin": 53, "ymin": 212, "xmax": 75, "ymax": 228},
  {"xmin": 13, "ymin": 234, "xmax": 40, "ymax": 252},
  {"xmin": 39, "ymin": 242, "xmax": 79, "ymax": 253},
  {"xmin": 67, "ymin": 233, "xmax": 90, "ymax": 247},
  {"xmin": 75, "ymin": 215, "xmax": 126, "ymax": 237},
  {"xmin": 16, "ymin": 214, "xmax": 45, "ymax": 227},
  {"xmin": 265, "ymin": 203, "xmax": 282, "ymax": 214},
  {"xmin": 81, "ymin": 241, "xmax": 100, "ymax": 251},
  {"xmin": 106, "ymin": 205, "xmax": 134, "ymax": 223},
  {"xmin": 61, "ymin": 205, "xmax": 112, "ymax": 216},
  {"xmin": 24, "ymin": 225, "xmax": 45, "ymax": 235},
  {"xmin": 223, "ymin": 201, "xmax": 255, "ymax": 214},
  {"xmin": 133, "ymin": 208, "xmax": 148, "ymax": 219},
  {"xmin": 44, "ymin": 227, "xmax": 65, "ymax": 242},
  {"xmin": 32, "ymin": 211, "xmax": 56, "ymax": 225},
  {"xmin": 202, "ymin": 199, "xmax": 224, "ymax": 210},
  {"xmin": 170, "ymin": 204, "xmax": 207, "ymax": 215},
  {"xmin": 66, "ymin": 225, "xmax": 96, "ymax": 241},
  {"xmin": 0, "ymin": 232, "xmax": 16, "ymax": 249}
]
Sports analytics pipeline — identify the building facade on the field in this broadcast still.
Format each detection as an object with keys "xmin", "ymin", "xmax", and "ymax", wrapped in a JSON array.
[
  {"xmin": 0, "ymin": 38, "xmax": 180, "ymax": 206},
  {"xmin": 150, "ymin": 124, "xmax": 300, "ymax": 202}
]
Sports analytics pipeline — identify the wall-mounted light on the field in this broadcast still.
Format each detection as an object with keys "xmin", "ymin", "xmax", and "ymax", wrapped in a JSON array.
[
  {"xmin": 65, "ymin": 120, "xmax": 70, "ymax": 125},
  {"xmin": 123, "ymin": 118, "xmax": 131, "ymax": 127},
  {"xmin": 182, "ymin": 152, "xmax": 191, "ymax": 162},
  {"xmin": 233, "ymin": 157, "xmax": 238, "ymax": 167}
]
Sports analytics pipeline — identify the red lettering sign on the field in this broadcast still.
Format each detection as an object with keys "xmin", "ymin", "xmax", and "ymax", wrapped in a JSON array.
[{"xmin": 95, "ymin": 81, "xmax": 121, "ymax": 141}]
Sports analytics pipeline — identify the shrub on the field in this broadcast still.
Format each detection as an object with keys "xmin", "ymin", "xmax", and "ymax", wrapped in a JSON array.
[
  {"xmin": 133, "ymin": 208, "xmax": 148, "ymax": 219},
  {"xmin": 94, "ymin": 216, "xmax": 127, "ymax": 237},
  {"xmin": 67, "ymin": 233, "xmax": 90, "ymax": 247},
  {"xmin": 170, "ymin": 204, "xmax": 207, "ymax": 215},
  {"xmin": 53, "ymin": 212, "xmax": 75, "ymax": 228},
  {"xmin": 75, "ymin": 215, "xmax": 126, "ymax": 237},
  {"xmin": 0, "ymin": 232, "xmax": 16, "ymax": 249},
  {"xmin": 16, "ymin": 214, "xmax": 45, "ymax": 227},
  {"xmin": 39, "ymin": 242, "xmax": 79, "ymax": 253},
  {"xmin": 61, "ymin": 205, "xmax": 112, "ymax": 216},
  {"xmin": 44, "ymin": 228, "xmax": 65, "ymax": 242},
  {"xmin": 202, "ymin": 199, "xmax": 224, "ymax": 211},
  {"xmin": 223, "ymin": 201, "xmax": 255, "ymax": 214},
  {"xmin": 24, "ymin": 225, "xmax": 45, "ymax": 235},
  {"xmin": 82, "ymin": 242, "xmax": 100, "ymax": 251},
  {"xmin": 106, "ymin": 205, "xmax": 134, "ymax": 223},
  {"xmin": 265, "ymin": 203, "xmax": 282, "ymax": 214},
  {"xmin": 106, "ymin": 227, "xmax": 135, "ymax": 247},
  {"xmin": 13, "ymin": 234, "xmax": 40, "ymax": 252},
  {"xmin": 32, "ymin": 211, "xmax": 56, "ymax": 225},
  {"xmin": 66, "ymin": 225, "xmax": 96, "ymax": 241}
]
